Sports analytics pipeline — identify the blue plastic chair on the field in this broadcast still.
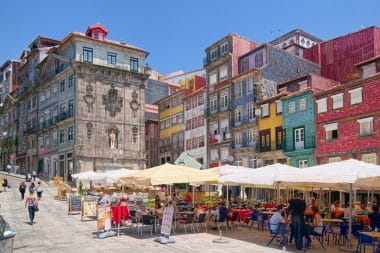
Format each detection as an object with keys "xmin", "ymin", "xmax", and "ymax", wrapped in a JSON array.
[
  {"xmin": 356, "ymin": 232, "xmax": 375, "ymax": 253},
  {"xmin": 266, "ymin": 223, "xmax": 287, "ymax": 247}
]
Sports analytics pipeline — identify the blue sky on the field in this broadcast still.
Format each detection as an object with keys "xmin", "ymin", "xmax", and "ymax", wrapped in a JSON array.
[{"xmin": 1, "ymin": 0, "xmax": 379, "ymax": 74}]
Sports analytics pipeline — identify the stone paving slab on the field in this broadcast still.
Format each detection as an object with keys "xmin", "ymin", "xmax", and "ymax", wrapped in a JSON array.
[{"xmin": 0, "ymin": 175, "xmax": 349, "ymax": 253}]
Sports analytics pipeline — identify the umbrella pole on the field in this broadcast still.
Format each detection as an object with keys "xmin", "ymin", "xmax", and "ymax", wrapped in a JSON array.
[
  {"xmin": 276, "ymin": 182, "xmax": 280, "ymax": 205},
  {"xmin": 192, "ymin": 185, "xmax": 195, "ymax": 207},
  {"xmin": 226, "ymin": 184, "xmax": 229, "ymax": 208},
  {"xmin": 348, "ymin": 183, "xmax": 353, "ymax": 248},
  {"xmin": 367, "ymin": 190, "xmax": 370, "ymax": 204}
]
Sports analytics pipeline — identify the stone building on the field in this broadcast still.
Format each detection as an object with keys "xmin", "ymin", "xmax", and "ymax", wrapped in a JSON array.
[{"xmin": 17, "ymin": 24, "xmax": 149, "ymax": 181}]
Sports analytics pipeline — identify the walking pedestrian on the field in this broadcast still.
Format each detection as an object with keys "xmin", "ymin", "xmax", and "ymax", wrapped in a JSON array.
[
  {"xmin": 32, "ymin": 170, "xmax": 37, "ymax": 181},
  {"xmin": 288, "ymin": 192, "xmax": 306, "ymax": 252},
  {"xmin": 2, "ymin": 177, "xmax": 8, "ymax": 192},
  {"xmin": 19, "ymin": 181, "xmax": 27, "ymax": 200},
  {"xmin": 25, "ymin": 187, "xmax": 38, "ymax": 225},
  {"xmin": 36, "ymin": 181, "xmax": 43, "ymax": 200}
]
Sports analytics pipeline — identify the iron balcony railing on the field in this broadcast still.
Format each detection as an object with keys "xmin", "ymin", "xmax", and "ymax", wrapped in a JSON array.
[{"xmin": 283, "ymin": 136, "xmax": 316, "ymax": 153}]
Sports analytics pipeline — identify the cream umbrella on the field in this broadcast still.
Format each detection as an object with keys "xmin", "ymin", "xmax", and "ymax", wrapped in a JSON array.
[{"xmin": 119, "ymin": 163, "xmax": 219, "ymax": 186}]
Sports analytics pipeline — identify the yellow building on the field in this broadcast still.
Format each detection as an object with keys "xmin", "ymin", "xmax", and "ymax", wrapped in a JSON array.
[
  {"xmin": 257, "ymin": 93, "xmax": 288, "ymax": 165},
  {"xmin": 156, "ymin": 90, "xmax": 184, "ymax": 164}
]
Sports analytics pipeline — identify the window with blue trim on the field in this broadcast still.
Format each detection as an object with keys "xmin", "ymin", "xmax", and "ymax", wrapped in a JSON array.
[{"xmin": 130, "ymin": 57, "xmax": 138, "ymax": 72}]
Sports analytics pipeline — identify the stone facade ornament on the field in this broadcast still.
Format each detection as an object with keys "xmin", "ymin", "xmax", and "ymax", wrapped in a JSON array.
[
  {"xmin": 102, "ymin": 84, "xmax": 123, "ymax": 117},
  {"xmin": 86, "ymin": 122, "xmax": 93, "ymax": 139},
  {"xmin": 83, "ymin": 83, "xmax": 96, "ymax": 112},
  {"xmin": 129, "ymin": 90, "xmax": 140, "ymax": 117}
]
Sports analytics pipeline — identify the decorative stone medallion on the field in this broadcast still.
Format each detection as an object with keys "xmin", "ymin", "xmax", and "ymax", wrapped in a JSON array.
[
  {"xmin": 129, "ymin": 90, "xmax": 140, "ymax": 117},
  {"xmin": 83, "ymin": 83, "xmax": 96, "ymax": 112},
  {"xmin": 102, "ymin": 84, "xmax": 123, "ymax": 117}
]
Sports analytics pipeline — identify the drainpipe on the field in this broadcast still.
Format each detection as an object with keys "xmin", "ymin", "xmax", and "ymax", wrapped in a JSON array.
[{"xmin": 69, "ymin": 40, "xmax": 77, "ymax": 180}]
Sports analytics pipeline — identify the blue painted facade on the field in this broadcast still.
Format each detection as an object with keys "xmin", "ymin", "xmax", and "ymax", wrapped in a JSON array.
[{"xmin": 282, "ymin": 90, "xmax": 316, "ymax": 167}]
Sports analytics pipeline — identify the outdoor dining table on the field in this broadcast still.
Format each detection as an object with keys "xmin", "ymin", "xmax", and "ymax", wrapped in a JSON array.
[
  {"xmin": 322, "ymin": 218, "xmax": 344, "ymax": 223},
  {"xmin": 229, "ymin": 209, "xmax": 252, "ymax": 223},
  {"xmin": 358, "ymin": 231, "xmax": 380, "ymax": 253}
]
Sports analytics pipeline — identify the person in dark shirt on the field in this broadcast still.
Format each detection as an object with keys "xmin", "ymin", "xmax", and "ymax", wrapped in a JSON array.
[
  {"xmin": 288, "ymin": 193, "xmax": 306, "ymax": 252},
  {"xmin": 369, "ymin": 205, "xmax": 380, "ymax": 230}
]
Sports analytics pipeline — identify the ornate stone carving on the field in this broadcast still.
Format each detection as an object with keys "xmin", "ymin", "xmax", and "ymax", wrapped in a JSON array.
[
  {"xmin": 83, "ymin": 83, "xmax": 96, "ymax": 113},
  {"xmin": 86, "ymin": 122, "xmax": 93, "ymax": 139},
  {"xmin": 129, "ymin": 90, "xmax": 140, "ymax": 117},
  {"xmin": 102, "ymin": 84, "xmax": 123, "ymax": 117}
]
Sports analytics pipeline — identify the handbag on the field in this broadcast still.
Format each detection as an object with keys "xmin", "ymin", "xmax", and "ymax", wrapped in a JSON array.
[{"xmin": 34, "ymin": 204, "xmax": 39, "ymax": 212}]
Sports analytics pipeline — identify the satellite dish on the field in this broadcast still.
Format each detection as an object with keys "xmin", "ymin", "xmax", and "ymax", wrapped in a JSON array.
[
  {"xmin": 255, "ymin": 109, "xmax": 261, "ymax": 116},
  {"xmin": 213, "ymin": 124, "xmax": 218, "ymax": 130}
]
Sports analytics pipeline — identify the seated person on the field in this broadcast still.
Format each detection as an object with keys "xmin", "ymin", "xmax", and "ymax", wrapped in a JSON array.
[
  {"xmin": 344, "ymin": 203, "xmax": 357, "ymax": 219},
  {"xmin": 311, "ymin": 206, "xmax": 324, "ymax": 235},
  {"xmin": 368, "ymin": 205, "xmax": 380, "ymax": 230},
  {"xmin": 354, "ymin": 201, "xmax": 362, "ymax": 213},
  {"xmin": 331, "ymin": 200, "xmax": 340, "ymax": 212},
  {"xmin": 194, "ymin": 203, "xmax": 205, "ymax": 220},
  {"xmin": 184, "ymin": 193, "xmax": 192, "ymax": 204},
  {"xmin": 269, "ymin": 204, "xmax": 287, "ymax": 245}
]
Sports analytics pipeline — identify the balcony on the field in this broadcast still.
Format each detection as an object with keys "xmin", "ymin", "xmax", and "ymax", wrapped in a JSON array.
[
  {"xmin": 79, "ymin": 54, "xmax": 149, "ymax": 75},
  {"xmin": 59, "ymin": 109, "xmax": 73, "ymax": 122},
  {"xmin": 283, "ymin": 136, "xmax": 316, "ymax": 153},
  {"xmin": 23, "ymin": 126, "xmax": 38, "ymax": 136}
]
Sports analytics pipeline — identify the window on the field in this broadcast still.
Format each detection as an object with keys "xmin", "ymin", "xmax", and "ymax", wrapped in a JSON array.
[
  {"xmin": 107, "ymin": 52, "xmax": 117, "ymax": 65},
  {"xmin": 260, "ymin": 129, "xmax": 270, "ymax": 150},
  {"xmin": 196, "ymin": 136, "xmax": 204, "ymax": 147},
  {"xmin": 68, "ymin": 99, "xmax": 74, "ymax": 117},
  {"xmin": 191, "ymin": 117, "xmax": 198, "ymax": 129},
  {"xmin": 209, "ymin": 72, "xmax": 217, "ymax": 86},
  {"xmin": 324, "ymin": 123, "xmax": 338, "ymax": 141},
  {"xmin": 298, "ymin": 160, "xmax": 308, "ymax": 168},
  {"xmin": 210, "ymin": 49, "xmax": 218, "ymax": 60},
  {"xmin": 59, "ymin": 129, "xmax": 65, "ymax": 143},
  {"xmin": 234, "ymin": 107, "xmax": 241, "ymax": 123},
  {"xmin": 220, "ymin": 91, "xmax": 228, "ymax": 109},
  {"xmin": 220, "ymin": 146, "xmax": 229, "ymax": 161},
  {"xmin": 68, "ymin": 75, "xmax": 75, "ymax": 88},
  {"xmin": 362, "ymin": 63, "xmax": 376, "ymax": 78},
  {"xmin": 328, "ymin": 157, "xmax": 341, "ymax": 163},
  {"xmin": 130, "ymin": 57, "xmax": 138, "ymax": 72},
  {"xmin": 198, "ymin": 94, "xmax": 204, "ymax": 105},
  {"xmin": 332, "ymin": 93, "xmax": 343, "ymax": 109},
  {"xmin": 234, "ymin": 83, "xmax": 242, "ymax": 97},
  {"xmin": 294, "ymin": 128, "xmax": 304, "ymax": 150},
  {"xmin": 288, "ymin": 101, "xmax": 296, "ymax": 114},
  {"xmin": 52, "ymin": 85, "xmax": 58, "ymax": 95},
  {"xmin": 52, "ymin": 131, "xmax": 58, "ymax": 146},
  {"xmin": 254, "ymin": 50, "xmax": 264, "ymax": 68},
  {"xmin": 45, "ymin": 89, "xmax": 50, "ymax": 100},
  {"xmin": 186, "ymin": 119, "xmax": 191, "ymax": 131},
  {"xmin": 247, "ymin": 78, "xmax": 254, "ymax": 94},
  {"xmin": 299, "ymin": 98, "xmax": 306, "ymax": 111},
  {"xmin": 261, "ymin": 103, "xmax": 269, "ymax": 117},
  {"xmin": 210, "ymin": 148, "xmax": 218, "ymax": 161},
  {"xmin": 234, "ymin": 133, "xmax": 242, "ymax": 145},
  {"xmin": 210, "ymin": 96, "xmax": 217, "ymax": 112},
  {"xmin": 348, "ymin": 87, "xmax": 363, "ymax": 105},
  {"xmin": 198, "ymin": 115, "xmax": 204, "ymax": 127},
  {"xmin": 276, "ymin": 100, "xmax": 282, "ymax": 114},
  {"xmin": 220, "ymin": 43, "xmax": 228, "ymax": 55},
  {"xmin": 248, "ymin": 130, "xmax": 255, "ymax": 143},
  {"xmin": 362, "ymin": 153, "xmax": 377, "ymax": 164},
  {"xmin": 60, "ymin": 80, "xmax": 65, "ymax": 93},
  {"xmin": 358, "ymin": 117, "xmax": 374, "ymax": 136},
  {"xmin": 219, "ymin": 64, "xmax": 228, "ymax": 80},
  {"xmin": 191, "ymin": 96, "xmax": 197, "ymax": 108},
  {"xmin": 185, "ymin": 100, "xmax": 191, "ymax": 111},
  {"xmin": 68, "ymin": 126, "xmax": 74, "ymax": 141},
  {"xmin": 316, "ymin": 98, "xmax": 327, "ymax": 113},
  {"xmin": 60, "ymin": 103, "xmax": 66, "ymax": 120},
  {"xmin": 186, "ymin": 139, "xmax": 192, "ymax": 150},
  {"xmin": 275, "ymin": 126, "xmax": 283, "ymax": 150},
  {"xmin": 83, "ymin": 47, "xmax": 93, "ymax": 63},
  {"xmin": 192, "ymin": 137, "xmax": 198, "ymax": 149},
  {"xmin": 248, "ymin": 103, "xmax": 255, "ymax": 121}
]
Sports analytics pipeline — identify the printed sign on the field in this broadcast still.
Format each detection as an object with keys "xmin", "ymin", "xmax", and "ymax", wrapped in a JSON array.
[
  {"xmin": 68, "ymin": 196, "xmax": 81, "ymax": 214},
  {"xmin": 160, "ymin": 206, "xmax": 174, "ymax": 236},
  {"xmin": 97, "ymin": 206, "xmax": 111, "ymax": 231},
  {"xmin": 82, "ymin": 199, "xmax": 97, "ymax": 220}
]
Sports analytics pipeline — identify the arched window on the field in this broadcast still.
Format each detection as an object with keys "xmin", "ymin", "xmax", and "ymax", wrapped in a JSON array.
[{"xmin": 108, "ymin": 126, "xmax": 119, "ymax": 148}]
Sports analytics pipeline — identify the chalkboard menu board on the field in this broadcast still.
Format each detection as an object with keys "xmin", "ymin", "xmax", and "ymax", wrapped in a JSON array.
[{"xmin": 68, "ymin": 196, "xmax": 82, "ymax": 215}]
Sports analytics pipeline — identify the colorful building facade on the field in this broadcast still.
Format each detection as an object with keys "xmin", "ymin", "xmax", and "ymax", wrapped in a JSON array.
[
  {"xmin": 315, "ymin": 57, "xmax": 380, "ymax": 164},
  {"xmin": 183, "ymin": 75, "xmax": 207, "ymax": 167},
  {"xmin": 157, "ymin": 90, "xmax": 184, "ymax": 164}
]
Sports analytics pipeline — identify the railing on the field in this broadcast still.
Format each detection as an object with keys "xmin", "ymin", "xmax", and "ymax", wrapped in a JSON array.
[
  {"xmin": 78, "ymin": 54, "xmax": 148, "ymax": 75},
  {"xmin": 283, "ymin": 136, "xmax": 316, "ymax": 153},
  {"xmin": 23, "ymin": 126, "xmax": 38, "ymax": 136}
]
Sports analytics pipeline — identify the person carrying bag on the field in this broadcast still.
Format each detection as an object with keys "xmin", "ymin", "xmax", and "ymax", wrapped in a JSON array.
[{"xmin": 25, "ymin": 187, "xmax": 39, "ymax": 225}]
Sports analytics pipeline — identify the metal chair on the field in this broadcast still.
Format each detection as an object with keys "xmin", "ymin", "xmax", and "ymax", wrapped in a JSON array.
[
  {"xmin": 227, "ymin": 211, "xmax": 240, "ymax": 230},
  {"xmin": 194, "ymin": 213, "xmax": 207, "ymax": 232},
  {"xmin": 266, "ymin": 223, "xmax": 287, "ymax": 247},
  {"xmin": 138, "ymin": 215, "xmax": 155, "ymax": 236},
  {"xmin": 356, "ymin": 232, "xmax": 375, "ymax": 253},
  {"xmin": 306, "ymin": 225, "xmax": 327, "ymax": 250},
  {"xmin": 179, "ymin": 213, "xmax": 195, "ymax": 233}
]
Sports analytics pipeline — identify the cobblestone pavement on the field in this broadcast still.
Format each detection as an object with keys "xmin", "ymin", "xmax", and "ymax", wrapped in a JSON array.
[{"xmin": 0, "ymin": 174, "xmax": 346, "ymax": 253}]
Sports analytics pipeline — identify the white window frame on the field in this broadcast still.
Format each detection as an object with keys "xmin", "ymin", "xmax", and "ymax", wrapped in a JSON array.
[
  {"xmin": 234, "ymin": 83, "xmax": 242, "ymax": 97},
  {"xmin": 276, "ymin": 100, "xmax": 282, "ymax": 114},
  {"xmin": 362, "ymin": 63, "xmax": 376, "ymax": 78},
  {"xmin": 299, "ymin": 160, "xmax": 308, "ymax": 168},
  {"xmin": 328, "ymin": 157, "xmax": 341, "ymax": 163},
  {"xmin": 234, "ymin": 132, "xmax": 242, "ymax": 145},
  {"xmin": 247, "ymin": 78, "xmax": 254, "ymax": 94},
  {"xmin": 332, "ymin": 93, "xmax": 343, "ymax": 109},
  {"xmin": 248, "ymin": 129, "xmax": 255, "ymax": 143},
  {"xmin": 210, "ymin": 95, "xmax": 217, "ymax": 111},
  {"xmin": 219, "ymin": 64, "xmax": 228, "ymax": 81},
  {"xmin": 324, "ymin": 123, "xmax": 338, "ymax": 141},
  {"xmin": 220, "ymin": 91, "xmax": 228, "ymax": 108},
  {"xmin": 299, "ymin": 98, "xmax": 306, "ymax": 111},
  {"xmin": 316, "ymin": 98, "xmax": 327, "ymax": 113},
  {"xmin": 348, "ymin": 87, "xmax": 363, "ymax": 105},
  {"xmin": 220, "ymin": 146, "xmax": 229, "ymax": 161},
  {"xmin": 210, "ymin": 49, "xmax": 218, "ymax": 60},
  {"xmin": 220, "ymin": 42, "xmax": 228, "ymax": 55},
  {"xmin": 234, "ymin": 107, "xmax": 242, "ymax": 123},
  {"xmin": 357, "ymin": 117, "xmax": 374, "ymax": 136},
  {"xmin": 210, "ymin": 148, "xmax": 218, "ymax": 161},
  {"xmin": 261, "ymin": 103, "xmax": 269, "ymax": 117},
  {"xmin": 209, "ymin": 72, "xmax": 217, "ymax": 86},
  {"xmin": 289, "ymin": 101, "xmax": 296, "ymax": 114},
  {"xmin": 248, "ymin": 103, "xmax": 255, "ymax": 120}
]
